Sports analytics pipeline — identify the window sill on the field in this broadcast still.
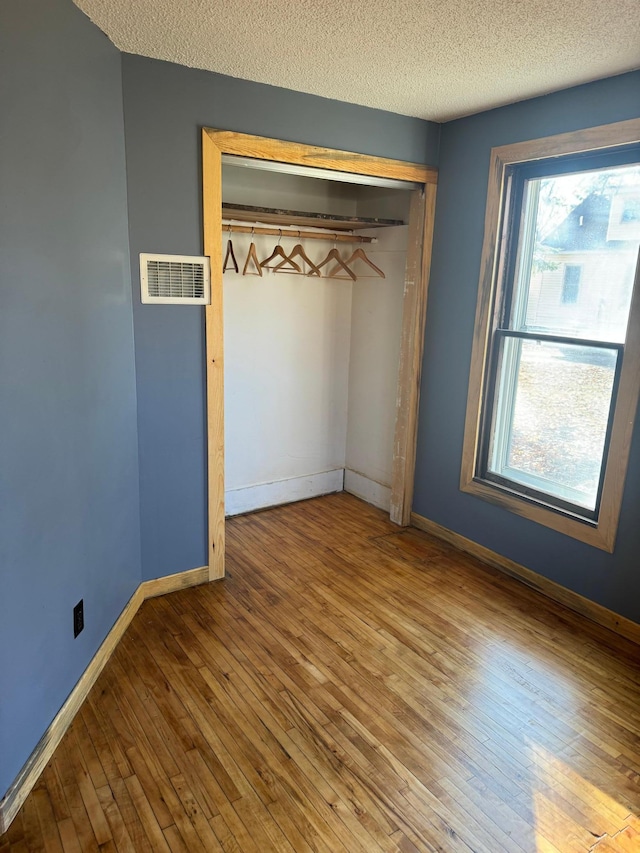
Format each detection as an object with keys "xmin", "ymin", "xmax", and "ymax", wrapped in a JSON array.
[{"xmin": 460, "ymin": 475, "xmax": 615, "ymax": 552}]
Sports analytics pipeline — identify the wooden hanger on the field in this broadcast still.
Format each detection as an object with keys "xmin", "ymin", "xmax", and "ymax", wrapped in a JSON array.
[
  {"xmin": 223, "ymin": 238, "xmax": 239, "ymax": 273},
  {"xmin": 273, "ymin": 236, "xmax": 322, "ymax": 276},
  {"xmin": 243, "ymin": 232, "xmax": 262, "ymax": 276},
  {"xmin": 328, "ymin": 246, "xmax": 385, "ymax": 279},
  {"xmin": 316, "ymin": 242, "xmax": 357, "ymax": 281},
  {"xmin": 259, "ymin": 231, "xmax": 302, "ymax": 273}
]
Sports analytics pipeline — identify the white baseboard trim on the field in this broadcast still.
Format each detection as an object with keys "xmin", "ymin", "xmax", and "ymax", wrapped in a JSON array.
[
  {"xmin": 0, "ymin": 565, "xmax": 209, "ymax": 834},
  {"xmin": 411, "ymin": 512, "xmax": 640, "ymax": 647},
  {"xmin": 225, "ymin": 469, "xmax": 344, "ymax": 517},
  {"xmin": 344, "ymin": 469, "xmax": 391, "ymax": 511}
]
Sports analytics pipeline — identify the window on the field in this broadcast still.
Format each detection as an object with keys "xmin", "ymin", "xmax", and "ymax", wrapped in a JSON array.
[
  {"xmin": 561, "ymin": 265, "xmax": 581, "ymax": 304},
  {"xmin": 461, "ymin": 120, "xmax": 640, "ymax": 551}
]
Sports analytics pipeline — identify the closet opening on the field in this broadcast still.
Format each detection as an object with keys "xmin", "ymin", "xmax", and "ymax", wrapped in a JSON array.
[{"xmin": 203, "ymin": 130, "xmax": 438, "ymax": 580}]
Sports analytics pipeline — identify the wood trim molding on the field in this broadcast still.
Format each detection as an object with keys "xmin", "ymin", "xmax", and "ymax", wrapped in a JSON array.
[
  {"xmin": 459, "ymin": 142, "xmax": 506, "ymax": 494},
  {"xmin": 141, "ymin": 565, "xmax": 209, "ymax": 599},
  {"xmin": 411, "ymin": 512, "xmax": 640, "ymax": 647},
  {"xmin": 203, "ymin": 131, "xmax": 226, "ymax": 582},
  {"xmin": 460, "ymin": 118, "xmax": 640, "ymax": 552},
  {"xmin": 0, "ymin": 567, "xmax": 208, "ymax": 834},
  {"xmin": 490, "ymin": 118, "xmax": 640, "ymax": 166},
  {"xmin": 203, "ymin": 129, "xmax": 437, "ymax": 185},
  {"xmin": 390, "ymin": 184, "xmax": 437, "ymax": 525},
  {"xmin": 203, "ymin": 128, "xmax": 439, "ymax": 564}
]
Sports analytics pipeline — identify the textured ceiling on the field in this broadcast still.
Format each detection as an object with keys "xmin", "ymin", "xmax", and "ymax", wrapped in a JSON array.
[{"xmin": 75, "ymin": 0, "xmax": 639, "ymax": 121}]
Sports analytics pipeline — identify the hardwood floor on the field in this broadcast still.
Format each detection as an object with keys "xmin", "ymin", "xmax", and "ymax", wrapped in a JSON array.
[{"xmin": 2, "ymin": 493, "xmax": 640, "ymax": 852}]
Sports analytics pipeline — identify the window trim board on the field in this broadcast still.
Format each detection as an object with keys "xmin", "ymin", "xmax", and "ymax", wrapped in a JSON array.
[{"xmin": 460, "ymin": 118, "xmax": 640, "ymax": 552}]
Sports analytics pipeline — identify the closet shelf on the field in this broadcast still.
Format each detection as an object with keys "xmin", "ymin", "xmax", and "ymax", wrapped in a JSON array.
[{"xmin": 222, "ymin": 203, "xmax": 404, "ymax": 232}]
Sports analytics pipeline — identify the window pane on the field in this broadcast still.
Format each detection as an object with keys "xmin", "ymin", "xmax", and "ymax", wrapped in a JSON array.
[
  {"xmin": 561, "ymin": 264, "xmax": 581, "ymax": 304},
  {"xmin": 488, "ymin": 338, "xmax": 618, "ymax": 511},
  {"xmin": 511, "ymin": 165, "xmax": 640, "ymax": 342}
]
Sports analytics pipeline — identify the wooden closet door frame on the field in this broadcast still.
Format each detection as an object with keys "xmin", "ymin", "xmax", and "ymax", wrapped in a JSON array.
[{"xmin": 202, "ymin": 128, "xmax": 438, "ymax": 580}]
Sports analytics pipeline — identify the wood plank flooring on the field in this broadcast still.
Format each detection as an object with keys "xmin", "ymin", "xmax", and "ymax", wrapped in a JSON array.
[{"xmin": 2, "ymin": 493, "xmax": 640, "ymax": 852}]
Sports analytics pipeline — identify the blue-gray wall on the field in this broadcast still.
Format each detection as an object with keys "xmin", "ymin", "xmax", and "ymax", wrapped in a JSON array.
[
  {"xmin": 414, "ymin": 71, "xmax": 640, "ymax": 624},
  {"xmin": 0, "ymin": 0, "xmax": 141, "ymax": 797},
  {"xmin": 121, "ymin": 54, "xmax": 441, "ymax": 580}
]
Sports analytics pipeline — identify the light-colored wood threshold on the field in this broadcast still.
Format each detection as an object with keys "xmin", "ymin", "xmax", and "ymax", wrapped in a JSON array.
[
  {"xmin": 0, "ymin": 566, "xmax": 208, "ymax": 834},
  {"xmin": 411, "ymin": 511, "xmax": 640, "ymax": 647}
]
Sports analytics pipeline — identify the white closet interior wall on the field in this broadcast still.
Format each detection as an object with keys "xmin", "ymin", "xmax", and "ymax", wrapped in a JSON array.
[{"xmin": 222, "ymin": 165, "xmax": 411, "ymax": 516}]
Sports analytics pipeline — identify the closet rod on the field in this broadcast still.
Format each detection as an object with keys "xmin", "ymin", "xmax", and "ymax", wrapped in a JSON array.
[{"xmin": 222, "ymin": 223, "xmax": 375, "ymax": 244}]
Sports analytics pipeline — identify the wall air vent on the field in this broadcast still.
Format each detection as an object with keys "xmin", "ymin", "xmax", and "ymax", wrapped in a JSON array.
[{"xmin": 140, "ymin": 253, "xmax": 211, "ymax": 305}]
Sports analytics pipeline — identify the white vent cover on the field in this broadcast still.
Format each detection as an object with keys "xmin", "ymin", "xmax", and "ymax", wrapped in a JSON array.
[{"xmin": 140, "ymin": 253, "xmax": 211, "ymax": 305}]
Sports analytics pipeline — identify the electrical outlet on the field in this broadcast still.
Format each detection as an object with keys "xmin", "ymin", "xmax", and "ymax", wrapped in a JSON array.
[{"xmin": 73, "ymin": 599, "xmax": 84, "ymax": 638}]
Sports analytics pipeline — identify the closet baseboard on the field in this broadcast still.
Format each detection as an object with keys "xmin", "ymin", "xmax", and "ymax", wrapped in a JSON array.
[
  {"xmin": 0, "ymin": 566, "xmax": 209, "ymax": 835},
  {"xmin": 225, "ymin": 469, "xmax": 344, "ymax": 517},
  {"xmin": 410, "ymin": 512, "xmax": 640, "ymax": 647},
  {"xmin": 344, "ymin": 469, "xmax": 391, "ymax": 511}
]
